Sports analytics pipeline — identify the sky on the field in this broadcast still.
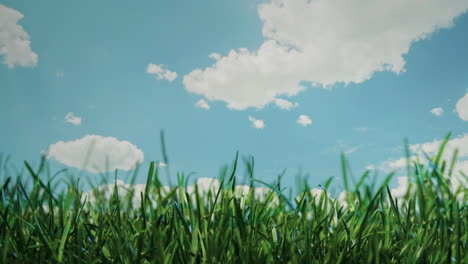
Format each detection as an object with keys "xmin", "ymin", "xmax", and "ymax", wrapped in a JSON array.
[{"xmin": 1, "ymin": 0, "xmax": 468, "ymax": 194}]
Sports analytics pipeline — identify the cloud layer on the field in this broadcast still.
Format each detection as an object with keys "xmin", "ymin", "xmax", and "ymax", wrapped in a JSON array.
[
  {"xmin": 297, "ymin": 115, "xmax": 312, "ymax": 127},
  {"xmin": 376, "ymin": 134, "xmax": 468, "ymax": 191},
  {"xmin": 456, "ymin": 90, "xmax": 468, "ymax": 121},
  {"xmin": 64, "ymin": 112, "xmax": 82, "ymax": 125},
  {"xmin": 274, "ymin": 98, "xmax": 299, "ymax": 110},
  {"xmin": 195, "ymin": 99, "xmax": 211, "ymax": 110},
  {"xmin": 0, "ymin": 4, "xmax": 38, "ymax": 68},
  {"xmin": 248, "ymin": 116, "xmax": 265, "ymax": 129},
  {"xmin": 45, "ymin": 135, "xmax": 144, "ymax": 173},
  {"xmin": 82, "ymin": 178, "xmax": 276, "ymax": 208},
  {"xmin": 430, "ymin": 107, "xmax": 444, "ymax": 116},
  {"xmin": 183, "ymin": 0, "xmax": 468, "ymax": 110},
  {"xmin": 146, "ymin": 63, "xmax": 177, "ymax": 82}
]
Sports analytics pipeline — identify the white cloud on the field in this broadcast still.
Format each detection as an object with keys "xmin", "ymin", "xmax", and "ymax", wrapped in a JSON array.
[
  {"xmin": 195, "ymin": 99, "xmax": 211, "ymax": 110},
  {"xmin": 186, "ymin": 180, "xmax": 278, "ymax": 205},
  {"xmin": 377, "ymin": 134, "xmax": 468, "ymax": 191},
  {"xmin": 430, "ymin": 107, "xmax": 444, "ymax": 116},
  {"xmin": 83, "ymin": 180, "xmax": 146, "ymax": 207},
  {"xmin": 64, "ymin": 112, "xmax": 81, "ymax": 126},
  {"xmin": 183, "ymin": 0, "xmax": 468, "ymax": 110},
  {"xmin": 0, "ymin": 5, "xmax": 38, "ymax": 68},
  {"xmin": 157, "ymin": 161, "xmax": 167, "ymax": 167},
  {"xmin": 45, "ymin": 135, "xmax": 144, "ymax": 173},
  {"xmin": 184, "ymin": 41, "xmax": 305, "ymax": 110},
  {"xmin": 186, "ymin": 178, "xmax": 220, "ymax": 195},
  {"xmin": 248, "ymin": 116, "xmax": 265, "ymax": 129},
  {"xmin": 300, "ymin": 188, "xmax": 331, "ymax": 205},
  {"xmin": 146, "ymin": 63, "xmax": 177, "ymax": 82},
  {"xmin": 82, "ymin": 180, "xmax": 172, "ymax": 208},
  {"xmin": 234, "ymin": 185, "xmax": 275, "ymax": 202},
  {"xmin": 390, "ymin": 176, "xmax": 412, "ymax": 200},
  {"xmin": 82, "ymin": 178, "xmax": 276, "ymax": 209},
  {"xmin": 209, "ymin": 53, "xmax": 222, "ymax": 60},
  {"xmin": 297, "ymin": 114, "xmax": 312, "ymax": 127},
  {"xmin": 274, "ymin": 98, "xmax": 299, "ymax": 110},
  {"xmin": 456, "ymin": 91, "xmax": 468, "ymax": 121}
]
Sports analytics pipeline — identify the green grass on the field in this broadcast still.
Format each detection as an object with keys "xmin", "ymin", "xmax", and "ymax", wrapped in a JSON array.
[{"xmin": 0, "ymin": 135, "xmax": 467, "ymax": 263}]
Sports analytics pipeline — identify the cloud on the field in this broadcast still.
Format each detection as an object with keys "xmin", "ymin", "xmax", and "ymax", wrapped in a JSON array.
[
  {"xmin": 83, "ymin": 180, "xmax": 147, "ymax": 207},
  {"xmin": 248, "ymin": 116, "xmax": 265, "ymax": 129},
  {"xmin": 82, "ymin": 178, "xmax": 276, "ymax": 209},
  {"xmin": 146, "ymin": 63, "xmax": 177, "ymax": 82},
  {"xmin": 195, "ymin": 99, "xmax": 211, "ymax": 110},
  {"xmin": 0, "ymin": 5, "xmax": 38, "ymax": 68},
  {"xmin": 297, "ymin": 114, "xmax": 312, "ymax": 127},
  {"xmin": 376, "ymin": 134, "xmax": 468, "ymax": 191},
  {"xmin": 234, "ymin": 185, "xmax": 275, "ymax": 202},
  {"xmin": 299, "ymin": 188, "xmax": 331, "ymax": 205},
  {"xmin": 390, "ymin": 176, "xmax": 412, "ymax": 200},
  {"xmin": 64, "ymin": 112, "xmax": 81, "ymax": 126},
  {"xmin": 184, "ymin": 41, "xmax": 305, "ymax": 110},
  {"xmin": 186, "ymin": 178, "xmax": 220, "ymax": 195},
  {"xmin": 183, "ymin": 0, "xmax": 468, "ymax": 110},
  {"xmin": 45, "ymin": 135, "xmax": 144, "ymax": 173},
  {"xmin": 209, "ymin": 53, "xmax": 222, "ymax": 60},
  {"xmin": 157, "ymin": 161, "xmax": 167, "ymax": 167},
  {"xmin": 456, "ymin": 91, "xmax": 468, "ymax": 121},
  {"xmin": 185, "ymin": 179, "xmax": 278, "ymax": 205},
  {"xmin": 274, "ymin": 98, "xmax": 299, "ymax": 110},
  {"xmin": 430, "ymin": 107, "xmax": 444, "ymax": 116}
]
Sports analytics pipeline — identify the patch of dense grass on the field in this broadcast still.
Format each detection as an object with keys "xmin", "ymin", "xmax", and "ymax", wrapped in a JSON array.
[{"xmin": 0, "ymin": 136, "xmax": 467, "ymax": 263}]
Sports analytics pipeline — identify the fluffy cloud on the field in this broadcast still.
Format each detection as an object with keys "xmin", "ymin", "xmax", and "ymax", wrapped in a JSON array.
[
  {"xmin": 389, "ymin": 176, "xmax": 412, "ymax": 200},
  {"xmin": 157, "ymin": 161, "xmax": 167, "ymax": 167},
  {"xmin": 45, "ymin": 135, "xmax": 144, "ymax": 173},
  {"xmin": 184, "ymin": 42, "xmax": 304, "ymax": 110},
  {"xmin": 456, "ymin": 91, "xmax": 468, "ymax": 121},
  {"xmin": 0, "ymin": 5, "xmax": 38, "ymax": 68},
  {"xmin": 430, "ymin": 107, "xmax": 444, "ymax": 116},
  {"xmin": 298, "ymin": 188, "xmax": 331, "ymax": 205},
  {"xmin": 146, "ymin": 63, "xmax": 177, "ymax": 82},
  {"xmin": 248, "ymin": 116, "xmax": 265, "ymax": 129},
  {"xmin": 195, "ymin": 99, "xmax": 211, "ymax": 110},
  {"xmin": 297, "ymin": 114, "xmax": 312, "ymax": 127},
  {"xmin": 185, "ymin": 178, "xmax": 220, "ymax": 195},
  {"xmin": 274, "ymin": 98, "xmax": 299, "ymax": 110},
  {"xmin": 82, "ymin": 178, "xmax": 276, "ymax": 208},
  {"xmin": 83, "ymin": 180, "xmax": 147, "ymax": 207},
  {"xmin": 183, "ymin": 0, "xmax": 468, "ymax": 110},
  {"xmin": 233, "ymin": 185, "xmax": 276, "ymax": 202},
  {"xmin": 64, "ymin": 112, "xmax": 81, "ymax": 126},
  {"xmin": 377, "ymin": 134, "xmax": 468, "ymax": 191}
]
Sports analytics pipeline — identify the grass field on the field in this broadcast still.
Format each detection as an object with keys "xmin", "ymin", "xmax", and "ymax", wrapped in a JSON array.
[{"xmin": 0, "ymin": 136, "xmax": 467, "ymax": 263}]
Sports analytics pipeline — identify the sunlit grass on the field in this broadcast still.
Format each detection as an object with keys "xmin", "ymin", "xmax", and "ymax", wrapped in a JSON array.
[{"xmin": 0, "ymin": 135, "xmax": 467, "ymax": 263}]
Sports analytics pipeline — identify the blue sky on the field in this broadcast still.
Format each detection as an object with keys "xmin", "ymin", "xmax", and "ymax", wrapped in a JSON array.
[{"xmin": 1, "ymin": 0, "xmax": 468, "ymax": 193}]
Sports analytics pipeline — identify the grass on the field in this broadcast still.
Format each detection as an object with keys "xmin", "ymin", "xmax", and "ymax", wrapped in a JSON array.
[{"xmin": 0, "ymin": 135, "xmax": 467, "ymax": 263}]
